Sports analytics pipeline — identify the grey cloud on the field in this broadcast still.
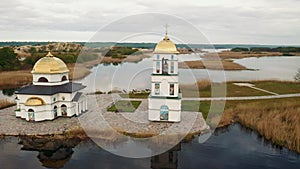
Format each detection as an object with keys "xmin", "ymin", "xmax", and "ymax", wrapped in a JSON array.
[{"xmin": 0, "ymin": 0, "xmax": 299, "ymax": 44}]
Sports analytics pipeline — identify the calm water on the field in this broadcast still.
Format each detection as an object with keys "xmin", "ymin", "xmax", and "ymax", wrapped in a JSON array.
[
  {"xmin": 76, "ymin": 56, "xmax": 300, "ymax": 92},
  {"xmin": 0, "ymin": 124, "xmax": 299, "ymax": 169}
]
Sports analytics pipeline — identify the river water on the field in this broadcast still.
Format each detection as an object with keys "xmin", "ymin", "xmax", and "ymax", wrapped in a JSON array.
[
  {"xmin": 0, "ymin": 124, "xmax": 299, "ymax": 169},
  {"xmin": 76, "ymin": 55, "xmax": 300, "ymax": 92}
]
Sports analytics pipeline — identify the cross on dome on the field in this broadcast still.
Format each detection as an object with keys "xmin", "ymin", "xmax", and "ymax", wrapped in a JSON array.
[
  {"xmin": 46, "ymin": 51, "xmax": 54, "ymax": 57},
  {"xmin": 165, "ymin": 24, "xmax": 169, "ymax": 36}
]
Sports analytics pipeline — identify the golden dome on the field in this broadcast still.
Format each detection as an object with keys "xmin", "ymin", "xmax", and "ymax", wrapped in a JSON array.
[
  {"xmin": 31, "ymin": 52, "xmax": 69, "ymax": 74},
  {"xmin": 154, "ymin": 34, "xmax": 179, "ymax": 54},
  {"xmin": 25, "ymin": 97, "xmax": 46, "ymax": 106}
]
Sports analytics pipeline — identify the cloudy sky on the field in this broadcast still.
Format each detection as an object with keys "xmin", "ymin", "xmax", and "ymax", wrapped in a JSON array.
[{"xmin": 1, "ymin": 0, "xmax": 300, "ymax": 44}]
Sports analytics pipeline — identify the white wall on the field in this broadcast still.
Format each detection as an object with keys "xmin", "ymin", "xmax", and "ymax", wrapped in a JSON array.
[
  {"xmin": 151, "ymin": 78, "xmax": 179, "ymax": 97},
  {"xmin": 149, "ymin": 98, "xmax": 181, "ymax": 111},
  {"xmin": 32, "ymin": 72, "xmax": 69, "ymax": 86},
  {"xmin": 15, "ymin": 91, "xmax": 87, "ymax": 121},
  {"xmin": 148, "ymin": 109, "xmax": 181, "ymax": 122}
]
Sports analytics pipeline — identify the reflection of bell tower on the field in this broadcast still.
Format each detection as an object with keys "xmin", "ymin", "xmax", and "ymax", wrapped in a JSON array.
[
  {"xmin": 151, "ymin": 144, "xmax": 181, "ymax": 169},
  {"xmin": 148, "ymin": 26, "xmax": 182, "ymax": 122}
]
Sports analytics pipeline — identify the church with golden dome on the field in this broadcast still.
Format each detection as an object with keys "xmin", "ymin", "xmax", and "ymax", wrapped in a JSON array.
[
  {"xmin": 148, "ymin": 31, "xmax": 182, "ymax": 122},
  {"xmin": 15, "ymin": 52, "xmax": 87, "ymax": 122}
]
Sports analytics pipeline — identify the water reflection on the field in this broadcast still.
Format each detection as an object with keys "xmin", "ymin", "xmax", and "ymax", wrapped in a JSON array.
[
  {"xmin": 151, "ymin": 144, "xmax": 180, "ymax": 169},
  {"xmin": 19, "ymin": 137, "xmax": 81, "ymax": 168},
  {"xmin": 0, "ymin": 124, "xmax": 299, "ymax": 169}
]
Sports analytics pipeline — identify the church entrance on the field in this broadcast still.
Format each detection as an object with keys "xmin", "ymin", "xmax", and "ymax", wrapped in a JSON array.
[
  {"xmin": 28, "ymin": 109, "xmax": 35, "ymax": 121},
  {"xmin": 160, "ymin": 105, "xmax": 169, "ymax": 120},
  {"xmin": 61, "ymin": 104, "xmax": 67, "ymax": 116},
  {"xmin": 53, "ymin": 106, "xmax": 58, "ymax": 118}
]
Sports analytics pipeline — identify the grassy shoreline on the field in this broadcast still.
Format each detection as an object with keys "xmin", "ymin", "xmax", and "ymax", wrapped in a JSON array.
[
  {"xmin": 0, "ymin": 99, "xmax": 16, "ymax": 109},
  {"xmin": 179, "ymin": 60, "xmax": 251, "ymax": 70}
]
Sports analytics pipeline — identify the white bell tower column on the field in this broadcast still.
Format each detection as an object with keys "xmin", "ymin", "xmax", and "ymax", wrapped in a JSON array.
[{"xmin": 148, "ymin": 30, "xmax": 181, "ymax": 122}]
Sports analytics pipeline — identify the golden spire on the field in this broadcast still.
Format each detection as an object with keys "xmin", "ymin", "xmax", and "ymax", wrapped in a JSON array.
[{"xmin": 46, "ymin": 51, "xmax": 54, "ymax": 57}]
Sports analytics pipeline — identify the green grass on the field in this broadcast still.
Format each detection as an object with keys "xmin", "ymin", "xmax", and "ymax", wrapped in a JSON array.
[
  {"xmin": 253, "ymin": 81, "xmax": 300, "ymax": 94},
  {"xmin": 119, "ymin": 92, "xmax": 150, "ymax": 99},
  {"xmin": 181, "ymin": 80, "xmax": 300, "ymax": 98},
  {"xmin": 181, "ymin": 101, "xmax": 210, "ymax": 119},
  {"xmin": 107, "ymin": 100, "xmax": 142, "ymax": 112}
]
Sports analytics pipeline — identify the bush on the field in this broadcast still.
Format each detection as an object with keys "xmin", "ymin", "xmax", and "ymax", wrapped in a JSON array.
[
  {"xmin": 0, "ymin": 47, "xmax": 21, "ymax": 71},
  {"xmin": 105, "ymin": 47, "xmax": 139, "ymax": 58},
  {"xmin": 231, "ymin": 47, "xmax": 249, "ymax": 52}
]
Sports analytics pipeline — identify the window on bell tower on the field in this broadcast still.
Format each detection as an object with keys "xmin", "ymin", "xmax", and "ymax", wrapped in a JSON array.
[
  {"xmin": 170, "ymin": 62, "xmax": 174, "ymax": 74},
  {"xmin": 169, "ymin": 84, "xmax": 175, "ymax": 96},
  {"xmin": 155, "ymin": 83, "xmax": 160, "ymax": 95},
  {"xmin": 162, "ymin": 58, "xmax": 168, "ymax": 75},
  {"xmin": 156, "ymin": 61, "xmax": 160, "ymax": 73}
]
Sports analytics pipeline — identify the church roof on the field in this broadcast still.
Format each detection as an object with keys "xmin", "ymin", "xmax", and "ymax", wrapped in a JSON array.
[
  {"xmin": 16, "ymin": 82, "xmax": 85, "ymax": 95},
  {"xmin": 154, "ymin": 34, "xmax": 179, "ymax": 54},
  {"xmin": 31, "ymin": 52, "xmax": 69, "ymax": 74},
  {"xmin": 72, "ymin": 92, "xmax": 82, "ymax": 102}
]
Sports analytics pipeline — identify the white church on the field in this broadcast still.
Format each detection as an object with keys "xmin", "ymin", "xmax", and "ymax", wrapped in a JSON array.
[
  {"xmin": 15, "ymin": 52, "xmax": 87, "ymax": 122},
  {"xmin": 148, "ymin": 31, "xmax": 182, "ymax": 122}
]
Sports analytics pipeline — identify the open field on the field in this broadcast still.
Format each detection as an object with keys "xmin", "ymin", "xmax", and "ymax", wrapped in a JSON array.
[
  {"xmin": 100, "ymin": 54, "xmax": 150, "ymax": 64},
  {"xmin": 119, "ymin": 92, "xmax": 150, "ymax": 99},
  {"xmin": 0, "ymin": 70, "xmax": 32, "ymax": 89},
  {"xmin": 179, "ymin": 59, "xmax": 249, "ymax": 70},
  {"xmin": 180, "ymin": 80, "xmax": 300, "ymax": 98},
  {"xmin": 107, "ymin": 100, "xmax": 142, "ymax": 112},
  {"xmin": 252, "ymin": 81, "xmax": 300, "ymax": 94},
  {"xmin": 203, "ymin": 51, "xmax": 284, "ymax": 59},
  {"xmin": 0, "ymin": 99, "xmax": 16, "ymax": 110}
]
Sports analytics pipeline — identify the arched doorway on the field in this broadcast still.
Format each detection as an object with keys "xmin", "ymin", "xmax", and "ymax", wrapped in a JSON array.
[
  {"xmin": 38, "ymin": 77, "xmax": 48, "ymax": 82},
  {"xmin": 28, "ymin": 109, "xmax": 35, "ymax": 121},
  {"xmin": 61, "ymin": 104, "xmax": 67, "ymax": 116},
  {"xmin": 53, "ymin": 106, "xmax": 57, "ymax": 118},
  {"xmin": 160, "ymin": 105, "xmax": 169, "ymax": 120}
]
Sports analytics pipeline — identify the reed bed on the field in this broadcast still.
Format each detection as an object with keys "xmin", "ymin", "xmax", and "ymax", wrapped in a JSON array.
[
  {"xmin": 0, "ymin": 99, "xmax": 16, "ymax": 109},
  {"xmin": 219, "ymin": 97, "xmax": 300, "ymax": 153}
]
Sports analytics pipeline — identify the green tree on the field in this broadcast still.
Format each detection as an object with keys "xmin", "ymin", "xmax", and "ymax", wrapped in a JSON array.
[{"xmin": 0, "ymin": 47, "xmax": 20, "ymax": 71}]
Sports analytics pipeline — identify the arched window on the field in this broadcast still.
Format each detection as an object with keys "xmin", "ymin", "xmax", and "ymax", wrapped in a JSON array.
[
  {"xmin": 61, "ymin": 104, "xmax": 67, "ymax": 116},
  {"xmin": 61, "ymin": 75, "xmax": 67, "ymax": 81},
  {"xmin": 38, "ymin": 77, "xmax": 48, "ymax": 82}
]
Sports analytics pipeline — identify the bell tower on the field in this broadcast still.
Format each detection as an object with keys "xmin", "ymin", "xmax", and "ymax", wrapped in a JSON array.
[{"xmin": 148, "ymin": 29, "xmax": 181, "ymax": 122}]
